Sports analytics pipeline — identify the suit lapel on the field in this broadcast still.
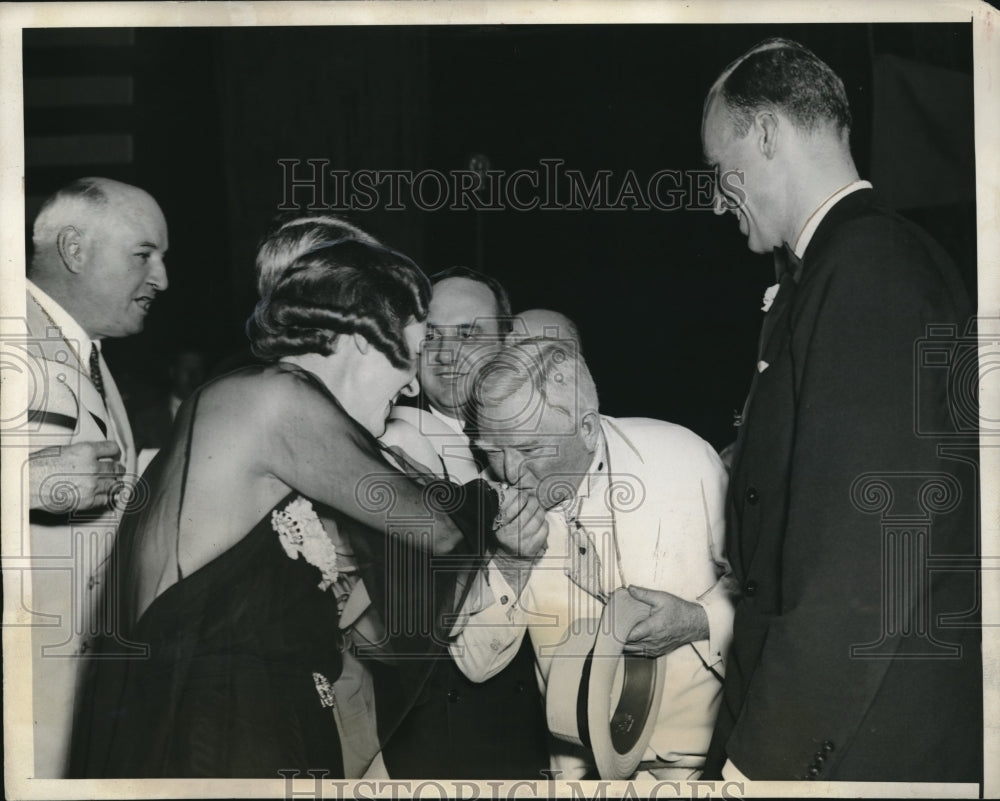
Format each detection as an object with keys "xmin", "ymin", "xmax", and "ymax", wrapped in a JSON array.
[
  {"xmin": 757, "ymin": 274, "xmax": 797, "ymax": 367},
  {"xmin": 26, "ymin": 292, "xmax": 124, "ymax": 459},
  {"xmin": 727, "ymin": 270, "xmax": 797, "ymax": 529},
  {"xmin": 595, "ymin": 418, "xmax": 658, "ymax": 588},
  {"xmin": 729, "ymin": 189, "xmax": 879, "ymax": 576}
]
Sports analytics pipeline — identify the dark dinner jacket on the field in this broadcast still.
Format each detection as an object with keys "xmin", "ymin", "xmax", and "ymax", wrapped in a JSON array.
[{"xmin": 706, "ymin": 189, "xmax": 982, "ymax": 782}]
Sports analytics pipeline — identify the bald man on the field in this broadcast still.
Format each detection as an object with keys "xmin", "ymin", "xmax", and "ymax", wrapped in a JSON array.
[
  {"xmin": 23, "ymin": 177, "xmax": 168, "ymax": 777},
  {"xmin": 507, "ymin": 308, "xmax": 582, "ymax": 351}
]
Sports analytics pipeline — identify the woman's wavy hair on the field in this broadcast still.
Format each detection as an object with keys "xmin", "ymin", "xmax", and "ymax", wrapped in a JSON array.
[
  {"xmin": 247, "ymin": 237, "xmax": 431, "ymax": 369},
  {"xmin": 254, "ymin": 213, "xmax": 380, "ymax": 298}
]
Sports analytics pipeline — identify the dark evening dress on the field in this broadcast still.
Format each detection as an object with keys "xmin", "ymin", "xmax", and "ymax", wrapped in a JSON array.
[
  {"xmin": 69, "ymin": 364, "xmax": 493, "ymax": 778},
  {"xmin": 72, "ymin": 493, "xmax": 347, "ymax": 777}
]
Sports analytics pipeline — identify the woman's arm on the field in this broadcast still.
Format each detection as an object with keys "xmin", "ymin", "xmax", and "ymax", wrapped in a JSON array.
[{"xmin": 261, "ymin": 367, "xmax": 468, "ymax": 554}]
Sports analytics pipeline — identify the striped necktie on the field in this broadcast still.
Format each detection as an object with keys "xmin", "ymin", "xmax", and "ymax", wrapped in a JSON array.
[{"xmin": 89, "ymin": 343, "xmax": 107, "ymax": 406}]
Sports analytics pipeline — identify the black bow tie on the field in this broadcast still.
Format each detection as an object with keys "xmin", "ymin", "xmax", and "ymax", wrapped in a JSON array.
[{"xmin": 774, "ymin": 243, "xmax": 804, "ymax": 284}]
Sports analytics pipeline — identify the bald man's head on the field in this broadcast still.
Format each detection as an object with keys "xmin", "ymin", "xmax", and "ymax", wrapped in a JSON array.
[
  {"xmin": 507, "ymin": 309, "xmax": 582, "ymax": 352},
  {"xmin": 30, "ymin": 177, "xmax": 169, "ymax": 339}
]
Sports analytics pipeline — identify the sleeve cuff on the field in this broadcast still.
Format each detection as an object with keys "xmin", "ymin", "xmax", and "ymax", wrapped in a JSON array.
[
  {"xmin": 721, "ymin": 758, "xmax": 750, "ymax": 783},
  {"xmin": 449, "ymin": 559, "xmax": 523, "ymax": 637},
  {"xmin": 448, "ymin": 559, "xmax": 529, "ymax": 682},
  {"xmin": 695, "ymin": 579, "xmax": 735, "ymax": 671},
  {"xmin": 485, "ymin": 560, "xmax": 520, "ymax": 611}
]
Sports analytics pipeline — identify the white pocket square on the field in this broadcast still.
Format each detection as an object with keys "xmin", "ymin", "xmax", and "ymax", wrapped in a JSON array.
[{"xmin": 757, "ymin": 360, "xmax": 770, "ymax": 373}]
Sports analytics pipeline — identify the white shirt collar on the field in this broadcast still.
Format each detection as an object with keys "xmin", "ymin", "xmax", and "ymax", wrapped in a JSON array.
[
  {"xmin": 556, "ymin": 427, "xmax": 608, "ymax": 520},
  {"xmin": 793, "ymin": 180, "xmax": 873, "ymax": 259},
  {"xmin": 429, "ymin": 405, "xmax": 467, "ymax": 437},
  {"xmin": 26, "ymin": 278, "xmax": 96, "ymax": 365}
]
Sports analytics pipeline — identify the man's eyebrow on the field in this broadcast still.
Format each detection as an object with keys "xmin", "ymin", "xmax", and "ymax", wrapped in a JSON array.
[
  {"xmin": 475, "ymin": 437, "xmax": 536, "ymax": 449},
  {"xmin": 135, "ymin": 241, "xmax": 159, "ymax": 249}
]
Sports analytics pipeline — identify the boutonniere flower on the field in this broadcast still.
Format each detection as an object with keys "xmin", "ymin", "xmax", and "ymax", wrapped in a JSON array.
[
  {"xmin": 272, "ymin": 495, "xmax": 340, "ymax": 591},
  {"xmin": 761, "ymin": 283, "xmax": 781, "ymax": 312}
]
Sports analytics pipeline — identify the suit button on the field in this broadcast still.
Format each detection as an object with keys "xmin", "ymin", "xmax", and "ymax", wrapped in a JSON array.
[
  {"xmin": 514, "ymin": 681, "xmax": 525, "ymax": 694},
  {"xmin": 813, "ymin": 752, "xmax": 825, "ymax": 765},
  {"xmin": 447, "ymin": 689, "xmax": 460, "ymax": 703},
  {"xmin": 746, "ymin": 486, "xmax": 759, "ymax": 504},
  {"xmin": 744, "ymin": 579, "xmax": 758, "ymax": 597},
  {"xmin": 822, "ymin": 740, "xmax": 835, "ymax": 753},
  {"xmin": 806, "ymin": 766, "xmax": 820, "ymax": 779}
]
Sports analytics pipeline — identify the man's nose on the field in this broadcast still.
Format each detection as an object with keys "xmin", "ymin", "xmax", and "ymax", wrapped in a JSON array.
[
  {"xmin": 426, "ymin": 342, "xmax": 453, "ymax": 366},
  {"xmin": 502, "ymin": 449, "xmax": 524, "ymax": 484},
  {"xmin": 148, "ymin": 256, "xmax": 169, "ymax": 291}
]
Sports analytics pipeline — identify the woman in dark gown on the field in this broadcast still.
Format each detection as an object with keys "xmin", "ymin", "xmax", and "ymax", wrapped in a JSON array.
[{"xmin": 69, "ymin": 236, "xmax": 505, "ymax": 778}]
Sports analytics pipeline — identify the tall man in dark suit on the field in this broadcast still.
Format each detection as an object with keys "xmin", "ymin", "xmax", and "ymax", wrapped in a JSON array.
[{"xmin": 700, "ymin": 39, "xmax": 981, "ymax": 782}]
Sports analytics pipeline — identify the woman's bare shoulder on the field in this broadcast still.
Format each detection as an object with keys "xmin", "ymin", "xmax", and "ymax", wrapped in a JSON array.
[{"xmin": 197, "ymin": 363, "xmax": 335, "ymax": 419}]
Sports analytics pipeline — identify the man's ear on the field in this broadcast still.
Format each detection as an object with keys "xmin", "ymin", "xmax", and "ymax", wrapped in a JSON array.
[
  {"xmin": 352, "ymin": 332, "xmax": 371, "ymax": 354},
  {"xmin": 55, "ymin": 226, "xmax": 87, "ymax": 274},
  {"xmin": 580, "ymin": 409, "xmax": 601, "ymax": 453},
  {"xmin": 755, "ymin": 110, "xmax": 779, "ymax": 160}
]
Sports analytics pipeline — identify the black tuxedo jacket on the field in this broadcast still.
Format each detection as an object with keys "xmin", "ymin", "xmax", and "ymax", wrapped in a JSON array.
[{"xmin": 705, "ymin": 189, "xmax": 982, "ymax": 782}]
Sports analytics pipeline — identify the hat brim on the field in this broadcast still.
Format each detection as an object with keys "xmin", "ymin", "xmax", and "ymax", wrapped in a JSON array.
[{"xmin": 546, "ymin": 587, "xmax": 665, "ymax": 779}]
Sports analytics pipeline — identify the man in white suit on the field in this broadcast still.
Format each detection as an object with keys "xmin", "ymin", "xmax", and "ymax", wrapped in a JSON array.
[
  {"xmin": 24, "ymin": 176, "xmax": 169, "ymax": 777},
  {"xmin": 450, "ymin": 340, "xmax": 735, "ymax": 779}
]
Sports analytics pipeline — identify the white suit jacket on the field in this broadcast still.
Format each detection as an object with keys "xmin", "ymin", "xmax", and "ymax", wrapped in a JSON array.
[
  {"xmin": 20, "ymin": 288, "xmax": 137, "ymax": 777},
  {"xmin": 450, "ymin": 416, "xmax": 733, "ymax": 772}
]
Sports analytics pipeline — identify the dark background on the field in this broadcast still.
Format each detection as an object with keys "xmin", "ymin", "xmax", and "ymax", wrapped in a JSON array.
[{"xmin": 22, "ymin": 23, "xmax": 977, "ymax": 450}]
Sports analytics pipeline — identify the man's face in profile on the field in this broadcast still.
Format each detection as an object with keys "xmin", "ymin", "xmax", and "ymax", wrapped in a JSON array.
[
  {"xmin": 702, "ymin": 95, "xmax": 783, "ymax": 255},
  {"xmin": 421, "ymin": 276, "xmax": 504, "ymax": 418},
  {"xmin": 78, "ymin": 191, "xmax": 169, "ymax": 339}
]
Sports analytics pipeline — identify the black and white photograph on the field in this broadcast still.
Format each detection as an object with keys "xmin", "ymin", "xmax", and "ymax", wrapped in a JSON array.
[{"xmin": 1, "ymin": 2, "xmax": 997, "ymax": 798}]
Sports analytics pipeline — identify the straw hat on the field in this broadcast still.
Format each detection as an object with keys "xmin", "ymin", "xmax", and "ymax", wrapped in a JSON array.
[{"xmin": 546, "ymin": 587, "xmax": 666, "ymax": 779}]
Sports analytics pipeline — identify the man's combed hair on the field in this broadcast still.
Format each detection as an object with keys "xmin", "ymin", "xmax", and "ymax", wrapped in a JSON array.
[
  {"xmin": 247, "ymin": 239, "xmax": 430, "ymax": 368},
  {"xmin": 471, "ymin": 339, "xmax": 598, "ymax": 427},
  {"xmin": 717, "ymin": 38, "xmax": 852, "ymax": 138},
  {"xmin": 431, "ymin": 265, "xmax": 513, "ymax": 334},
  {"xmin": 31, "ymin": 177, "xmax": 110, "ymax": 260}
]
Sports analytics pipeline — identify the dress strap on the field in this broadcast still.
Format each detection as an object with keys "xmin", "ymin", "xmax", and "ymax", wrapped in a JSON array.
[{"xmin": 174, "ymin": 390, "xmax": 203, "ymax": 581}]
